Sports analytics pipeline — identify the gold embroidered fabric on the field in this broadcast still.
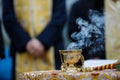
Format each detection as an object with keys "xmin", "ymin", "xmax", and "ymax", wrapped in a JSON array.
[
  {"xmin": 17, "ymin": 70, "xmax": 120, "ymax": 80},
  {"xmin": 14, "ymin": 0, "xmax": 55, "ymax": 73},
  {"xmin": 105, "ymin": 0, "xmax": 120, "ymax": 59}
]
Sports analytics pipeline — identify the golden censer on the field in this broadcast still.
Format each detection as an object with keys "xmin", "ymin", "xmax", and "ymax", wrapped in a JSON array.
[{"xmin": 59, "ymin": 50, "xmax": 84, "ymax": 72}]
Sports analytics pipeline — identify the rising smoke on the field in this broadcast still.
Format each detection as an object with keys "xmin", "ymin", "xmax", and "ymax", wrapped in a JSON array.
[{"xmin": 67, "ymin": 9, "xmax": 105, "ymax": 55}]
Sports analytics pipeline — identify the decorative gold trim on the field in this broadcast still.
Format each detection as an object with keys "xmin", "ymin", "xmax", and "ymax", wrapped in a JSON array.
[{"xmin": 59, "ymin": 50, "xmax": 82, "ymax": 54}]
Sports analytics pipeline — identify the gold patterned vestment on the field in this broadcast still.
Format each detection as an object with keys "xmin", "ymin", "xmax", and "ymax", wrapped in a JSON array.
[
  {"xmin": 14, "ymin": 0, "xmax": 55, "ymax": 73},
  {"xmin": 105, "ymin": 0, "xmax": 120, "ymax": 59}
]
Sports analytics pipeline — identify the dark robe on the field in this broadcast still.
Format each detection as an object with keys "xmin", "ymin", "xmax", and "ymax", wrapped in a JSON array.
[{"xmin": 0, "ymin": 20, "xmax": 5, "ymax": 59}]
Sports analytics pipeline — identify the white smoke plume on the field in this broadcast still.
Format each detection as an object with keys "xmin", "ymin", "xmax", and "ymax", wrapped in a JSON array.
[{"xmin": 67, "ymin": 9, "xmax": 105, "ymax": 55}]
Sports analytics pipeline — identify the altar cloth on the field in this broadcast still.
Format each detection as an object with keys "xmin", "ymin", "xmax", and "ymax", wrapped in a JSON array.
[{"xmin": 17, "ymin": 69, "xmax": 120, "ymax": 80}]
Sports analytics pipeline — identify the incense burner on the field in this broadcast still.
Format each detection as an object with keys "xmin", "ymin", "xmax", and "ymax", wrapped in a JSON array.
[{"xmin": 59, "ymin": 50, "xmax": 84, "ymax": 72}]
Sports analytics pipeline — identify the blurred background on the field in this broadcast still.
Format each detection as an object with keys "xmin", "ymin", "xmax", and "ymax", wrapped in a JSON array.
[
  {"xmin": 0, "ymin": 0, "xmax": 12, "ymax": 80},
  {"xmin": 1, "ymin": 0, "xmax": 120, "ymax": 80},
  {"xmin": 0, "ymin": 0, "xmax": 78, "ymax": 80}
]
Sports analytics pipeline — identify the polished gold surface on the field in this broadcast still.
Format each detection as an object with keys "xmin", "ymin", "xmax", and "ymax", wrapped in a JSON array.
[
  {"xmin": 59, "ymin": 50, "xmax": 82, "ymax": 54},
  {"xmin": 59, "ymin": 50, "xmax": 84, "ymax": 72}
]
